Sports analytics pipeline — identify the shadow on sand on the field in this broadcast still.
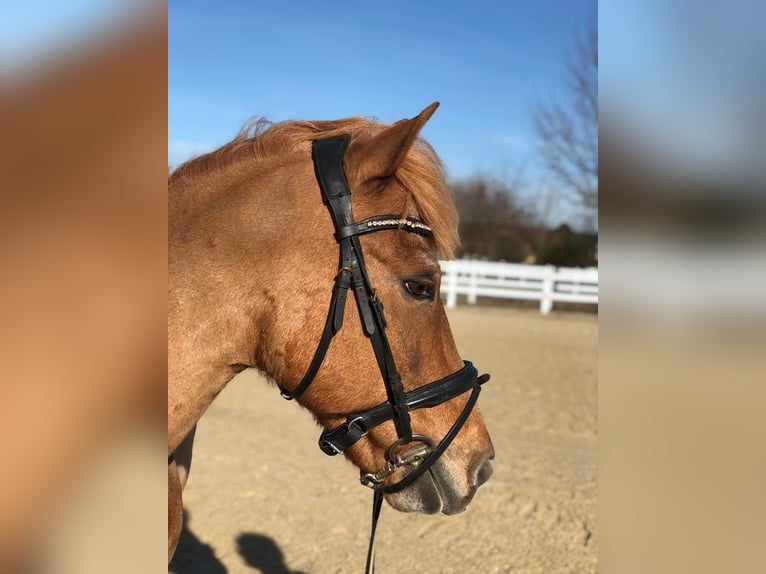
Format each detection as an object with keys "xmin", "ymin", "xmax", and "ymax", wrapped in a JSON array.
[
  {"xmin": 169, "ymin": 510, "xmax": 226, "ymax": 574},
  {"xmin": 169, "ymin": 510, "xmax": 305, "ymax": 574},
  {"xmin": 236, "ymin": 533, "xmax": 307, "ymax": 574}
]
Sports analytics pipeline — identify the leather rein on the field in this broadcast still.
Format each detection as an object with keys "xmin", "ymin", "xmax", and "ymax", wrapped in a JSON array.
[{"xmin": 277, "ymin": 135, "xmax": 490, "ymax": 572}]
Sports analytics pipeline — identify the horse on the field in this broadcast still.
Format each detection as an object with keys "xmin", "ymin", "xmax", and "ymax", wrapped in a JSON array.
[{"xmin": 168, "ymin": 103, "xmax": 495, "ymax": 565}]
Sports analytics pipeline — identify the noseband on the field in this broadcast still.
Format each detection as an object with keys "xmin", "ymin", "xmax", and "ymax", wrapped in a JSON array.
[{"xmin": 277, "ymin": 135, "xmax": 490, "ymax": 572}]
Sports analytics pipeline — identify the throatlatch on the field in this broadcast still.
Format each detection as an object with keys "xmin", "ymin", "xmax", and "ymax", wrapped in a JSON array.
[{"xmin": 276, "ymin": 135, "xmax": 490, "ymax": 573}]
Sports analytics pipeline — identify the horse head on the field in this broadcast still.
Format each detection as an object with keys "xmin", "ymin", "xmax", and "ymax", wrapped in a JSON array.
[
  {"xmin": 168, "ymin": 103, "xmax": 493, "ymax": 521},
  {"xmin": 256, "ymin": 104, "xmax": 493, "ymax": 514}
]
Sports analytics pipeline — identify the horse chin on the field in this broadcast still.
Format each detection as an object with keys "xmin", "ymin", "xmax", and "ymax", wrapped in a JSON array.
[{"xmin": 384, "ymin": 457, "xmax": 493, "ymax": 516}]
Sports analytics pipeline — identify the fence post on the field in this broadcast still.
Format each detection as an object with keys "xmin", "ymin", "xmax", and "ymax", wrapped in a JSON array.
[
  {"xmin": 540, "ymin": 265, "xmax": 554, "ymax": 314},
  {"xmin": 445, "ymin": 260, "xmax": 458, "ymax": 309},
  {"xmin": 467, "ymin": 263, "xmax": 478, "ymax": 305}
]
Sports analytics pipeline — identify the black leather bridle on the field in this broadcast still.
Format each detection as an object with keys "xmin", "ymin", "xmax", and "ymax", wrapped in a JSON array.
[{"xmin": 277, "ymin": 135, "xmax": 490, "ymax": 572}]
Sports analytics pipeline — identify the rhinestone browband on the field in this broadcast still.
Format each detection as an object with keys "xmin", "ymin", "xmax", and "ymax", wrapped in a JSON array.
[{"xmin": 366, "ymin": 218, "xmax": 431, "ymax": 231}]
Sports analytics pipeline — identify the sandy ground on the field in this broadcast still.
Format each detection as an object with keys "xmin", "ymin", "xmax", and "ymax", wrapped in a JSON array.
[{"xmin": 169, "ymin": 306, "xmax": 597, "ymax": 574}]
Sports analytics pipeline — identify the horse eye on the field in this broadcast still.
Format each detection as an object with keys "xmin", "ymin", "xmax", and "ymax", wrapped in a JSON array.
[{"xmin": 404, "ymin": 280, "xmax": 435, "ymax": 300}]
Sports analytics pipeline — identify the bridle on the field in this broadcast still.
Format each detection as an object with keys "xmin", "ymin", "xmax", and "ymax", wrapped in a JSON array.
[{"xmin": 277, "ymin": 135, "xmax": 490, "ymax": 572}]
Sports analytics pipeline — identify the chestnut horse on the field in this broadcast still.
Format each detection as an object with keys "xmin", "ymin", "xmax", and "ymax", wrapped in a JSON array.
[{"xmin": 168, "ymin": 103, "xmax": 494, "ymax": 562}]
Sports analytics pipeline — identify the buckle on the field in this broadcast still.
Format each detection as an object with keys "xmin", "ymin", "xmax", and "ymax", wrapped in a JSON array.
[
  {"xmin": 336, "ymin": 266, "xmax": 353, "ymax": 281},
  {"xmin": 318, "ymin": 435, "xmax": 344, "ymax": 456},
  {"xmin": 318, "ymin": 416, "xmax": 369, "ymax": 456}
]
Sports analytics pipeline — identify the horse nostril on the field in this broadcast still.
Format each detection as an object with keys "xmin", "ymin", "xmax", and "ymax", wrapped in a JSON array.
[{"xmin": 474, "ymin": 457, "xmax": 494, "ymax": 488}]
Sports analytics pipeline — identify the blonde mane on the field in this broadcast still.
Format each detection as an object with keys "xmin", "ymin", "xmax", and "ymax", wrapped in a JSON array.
[{"xmin": 169, "ymin": 116, "xmax": 458, "ymax": 257}]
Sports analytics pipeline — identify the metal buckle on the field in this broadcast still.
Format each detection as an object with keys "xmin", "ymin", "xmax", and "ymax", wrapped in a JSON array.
[
  {"xmin": 318, "ymin": 438, "xmax": 343, "ymax": 456},
  {"xmin": 319, "ymin": 416, "xmax": 369, "ymax": 456},
  {"xmin": 336, "ymin": 266, "xmax": 353, "ymax": 279}
]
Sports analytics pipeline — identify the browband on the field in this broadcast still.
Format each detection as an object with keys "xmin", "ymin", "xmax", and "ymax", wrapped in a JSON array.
[{"xmin": 335, "ymin": 214, "xmax": 432, "ymax": 242}]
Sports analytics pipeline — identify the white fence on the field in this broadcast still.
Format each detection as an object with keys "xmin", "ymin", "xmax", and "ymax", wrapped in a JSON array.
[{"xmin": 439, "ymin": 259, "xmax": 598, "ymax": 314}]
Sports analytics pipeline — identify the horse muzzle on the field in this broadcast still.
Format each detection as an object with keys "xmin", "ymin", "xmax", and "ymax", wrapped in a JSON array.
[{"xmin": 382, "ymin": 445, "xmax": 495, "ymax": 515}]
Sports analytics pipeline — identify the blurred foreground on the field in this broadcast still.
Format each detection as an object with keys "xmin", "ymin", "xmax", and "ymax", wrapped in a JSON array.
[
  {"xmin": 600, "ymin": 2, "xmax": 766, "ymax": 572},
  {"xmin": 0, "ymin": 4, "xmax": 167, "ymax": 571}
]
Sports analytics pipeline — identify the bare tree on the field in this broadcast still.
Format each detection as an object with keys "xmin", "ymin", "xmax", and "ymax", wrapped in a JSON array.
[
  {"xmin": 534, "ymin": 23, "xmax": 598, "ymax": 215},
  {"xmin": 451, "ymin": 176, "xmax": 546, "ymax": 262}
]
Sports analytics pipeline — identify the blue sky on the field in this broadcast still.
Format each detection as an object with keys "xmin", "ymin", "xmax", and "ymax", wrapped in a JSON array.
[
  {"xmin": 169, "ymin": 0, "xmax": 596, "ymax": 221},
  {"xmin": 601, "ymin": 0, "xmax": 765, "ymax": 186},
  {"xmin": 0, "ymin": 0, "xmax": 137, "ymax": 71}
]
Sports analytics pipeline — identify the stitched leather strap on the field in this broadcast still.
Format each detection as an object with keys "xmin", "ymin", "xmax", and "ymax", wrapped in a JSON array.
[
  {"xmin": 316, "ymin": 137, "xmax": 413, "ymax": 439},
  {"xmin": 318, "ymin": 361, "xmax": 489, "ymax": 455},
  {"xmin": 281, "ymin": 136, "xmax": 432, "ymax": 441}
]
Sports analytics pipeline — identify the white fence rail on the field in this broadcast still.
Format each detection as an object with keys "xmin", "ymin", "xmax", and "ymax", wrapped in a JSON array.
[{"xmin": 439, "ymin": 259, "xmax": 598, "ymax": 314}]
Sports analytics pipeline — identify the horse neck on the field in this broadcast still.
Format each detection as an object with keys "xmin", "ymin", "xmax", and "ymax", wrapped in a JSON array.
[{"xmin": 168, "ymin": 155, "xmax": 322, "ymax": 451}]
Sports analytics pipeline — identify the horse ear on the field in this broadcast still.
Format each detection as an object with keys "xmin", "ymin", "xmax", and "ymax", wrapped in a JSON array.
[{"xmin": 347, "ymin": 102, "xmax": 439, "ymax": 185}]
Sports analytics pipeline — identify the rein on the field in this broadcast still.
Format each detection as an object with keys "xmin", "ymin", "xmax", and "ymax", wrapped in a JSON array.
[{"xmin": 277, "ymin": 135, "xmax": 490, "ymax": 572}]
